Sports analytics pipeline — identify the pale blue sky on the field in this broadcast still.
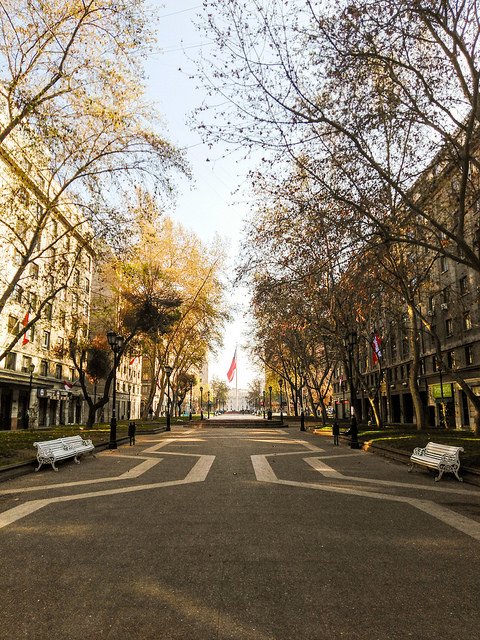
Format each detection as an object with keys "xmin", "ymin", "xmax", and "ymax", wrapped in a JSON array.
[{"xmin": 143, "ymin": 1, "xmax": 259, "ymax": 388}]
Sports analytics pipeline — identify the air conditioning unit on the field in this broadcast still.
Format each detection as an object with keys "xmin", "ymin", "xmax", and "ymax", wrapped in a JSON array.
[{"xmin": 441, "ymin": 303, "xmax": 448, "ymax": 310}]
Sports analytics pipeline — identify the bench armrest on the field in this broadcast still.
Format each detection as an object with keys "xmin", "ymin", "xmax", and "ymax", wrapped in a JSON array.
[
  {"xmin": 412, "ymin": 447, "xmax": 426, "ymax": 456},
  {"xmin": 440, "ymin": 453, "xmax": 459, "ymax": 465}
]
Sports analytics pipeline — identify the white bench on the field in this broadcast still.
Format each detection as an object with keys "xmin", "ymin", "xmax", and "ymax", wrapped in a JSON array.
[
  {"xmin": 409, "ymin": 441, "xmax": 463, "ymax": 482},
  {"xmin": 34, "ymin": 435, "xmax": 95, "ymax": 472}
]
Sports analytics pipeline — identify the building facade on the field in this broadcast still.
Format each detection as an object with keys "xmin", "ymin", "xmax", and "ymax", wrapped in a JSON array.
[
  {"xmin": 0, "ymin": 126, "xmax": 96, "ymax": 430},
  {"xmin": 332, "ymin": 146, "xmax": 480, "ymax": 430}
]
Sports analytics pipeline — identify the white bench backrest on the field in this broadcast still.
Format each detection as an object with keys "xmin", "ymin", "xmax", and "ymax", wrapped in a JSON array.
[
  {"xmin": 34, "ymin": 439, "xmax": 66, "ymax": 452},
  {"xmin": 34, "ymin": 436, "xmax": 89, "ymax": 453},
  {"xmin": 424, "ymin": 442, "xmax": 463, "ymax": 458}
]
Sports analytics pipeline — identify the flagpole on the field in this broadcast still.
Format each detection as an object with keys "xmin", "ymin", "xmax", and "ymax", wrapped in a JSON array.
[{"xmin": 236, "ymin": 356, "xmax": 238, "ymax": 412}]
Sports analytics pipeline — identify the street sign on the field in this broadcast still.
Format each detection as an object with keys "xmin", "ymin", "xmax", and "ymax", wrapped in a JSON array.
[
  {"xmin": 37, "ymin": 388, "xmax": 70, "ymax": 399},
  {"xmin": 431, "ymin": 383, "xmax": 452, "ymax": 399}
]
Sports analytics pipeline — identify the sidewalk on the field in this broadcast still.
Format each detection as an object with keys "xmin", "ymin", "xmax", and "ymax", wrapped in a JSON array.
[{"xmin": 2, "ymin": 422, "xmax": 480, "ymax": 488}]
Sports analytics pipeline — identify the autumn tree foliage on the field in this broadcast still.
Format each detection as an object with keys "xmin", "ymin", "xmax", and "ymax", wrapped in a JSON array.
[
  {"xmin": 108, "ymin": 194, "xmax": 229, "ymax": 419},
  {"xmin": 70, "ymin": 253, "xmax": 182, "ymax": 429},
  {"xmin": 196, "ymin": 0, "xmax": 480, "ymax": 430},
  {"xmin": 210, "ymin": 378, "xmax": 229, "ymax": 411}
]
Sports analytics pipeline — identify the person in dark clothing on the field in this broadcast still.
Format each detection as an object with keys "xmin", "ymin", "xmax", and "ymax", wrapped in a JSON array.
[
  {"xmin": 332, "ymin": 420, "xmax": 340, "ymax": 445},
  {"xmin": 345, "ymin": 415, "xmax": 359, "ymax": 448},
  {"xmin": 128, "ymin": 421, "xmax": 136, "ymax": 446}
]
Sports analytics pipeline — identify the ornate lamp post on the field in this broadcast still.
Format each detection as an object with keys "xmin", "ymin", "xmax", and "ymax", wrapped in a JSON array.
[
  {"xmin": 262, "ymin": 390, "xmax": 266, "ymax": 419},
  {"xmin": 299, "ymin": 370, "xmax": 305, "ymax": 431},
  {"xmin": 344, "ymin": 330, "xmax": 359, "ymax": 448},
  {"xmin": 165, "ymin": 365, "xmax": 173, "ymax": 431},
  {"xmin": 279, "ymin": 378, "xmax": 284, "ymax": 425},
  {"xmin": 189, "ymin": 382, "xmax": 193, "ymax": 420},
  {"xmin": 343, "ymin": 331, "xmax": 358, "ymax": 418},
  {"xmin": 436, "ymin": 357, "xmax": 446, "ymax": 428},
  {"xmin": 200, "ymin": 386, "xmax": 204, "ymax": 420},
  {"xmin": 268, "ymin": 385, "xmax": 272, "ymax": 420},
  {"xmin": 207, "ymin": 390, "xmax": 211, "ymax": 419},
  {"xmin": 107, "ymin": 330, "xmax": 125, "ymax": 450},
  {"xmin": 26, "ymin": 363, "xmax": 35, "ymax": 429}
]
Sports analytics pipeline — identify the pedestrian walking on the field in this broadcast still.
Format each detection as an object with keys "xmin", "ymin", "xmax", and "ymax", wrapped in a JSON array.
[
  {"xmin": 332, "ymin": 420, "xmax": 340, "ymax": 446},
  {"xmin": 128, "ymin": 421, "xmax": 136, "ymax": 446}
]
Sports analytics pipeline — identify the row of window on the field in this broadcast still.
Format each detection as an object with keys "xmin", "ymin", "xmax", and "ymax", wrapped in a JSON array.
[
  {"xmin": 334, "ymin": 344, "xmax": 475, "ymax": 393},
  {"xmin": 382, "ymin": 313, "xmax": 473, "ymax": 363},
  {"xmin": 11, "ymin": 285, "xmax": 90, "ymax": 317},
  {"xmin": 3, "ymin": 352, "xmax": 73, "ymax": 380},
  {"xmin": 427, "ymin": 275, "xmax": 470, "ymax": 312},
  {"xmin": 2, "ymin": 352, "xmax": 142, "ymax": 398}
]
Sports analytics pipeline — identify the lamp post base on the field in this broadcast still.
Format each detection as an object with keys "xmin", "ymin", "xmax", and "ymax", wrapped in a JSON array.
[
  {"xmin": 300, "ymin": 411, "xmax": 305, "ymax": 431},
  {"xmin": 108, "ymin": 416, "xmax": 118, "ymax": 449}
]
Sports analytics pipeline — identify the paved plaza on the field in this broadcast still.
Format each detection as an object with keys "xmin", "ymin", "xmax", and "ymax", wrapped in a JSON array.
[{"xmin": 1, "ymin": 424, "xmax": 480, "ymax": 639}]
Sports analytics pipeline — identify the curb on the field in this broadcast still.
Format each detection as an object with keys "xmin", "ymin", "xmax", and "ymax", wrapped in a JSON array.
[
  {"xmin": 0, "ymin": 427, "xmax": 169, "ymax": 483},
  {"xmin": 2, "ymin": 426, "xmax": 479, "ymax": 487},
  {"xmin": 362, "ymin": 438, "xmax": 480, "ymax": 487}
]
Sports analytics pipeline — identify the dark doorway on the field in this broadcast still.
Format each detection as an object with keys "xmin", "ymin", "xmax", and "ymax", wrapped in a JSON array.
[
  {"xmin": 403, "ymin": 393, "xmax": 414, "ymax": 423},
  {"xmin": 391, "ymin": 394, "xmax": 401, "ymax": 423},
  {"xmin": 0, "ymin": 389, "xmax": 13, "ymax": 430}
]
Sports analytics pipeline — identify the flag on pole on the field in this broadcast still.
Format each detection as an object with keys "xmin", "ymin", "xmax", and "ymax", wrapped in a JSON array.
[
  {"xmin": 372, "ymin": 333, "xmax": 382, "ymax": 365},
  {"xmin": 227, "ymin": 348, "xmax": 237, "ymax": 383},
  {"xmin": 21, "ymin": 310, "xmax": 30, "ymax": 346},
  {"xmin": 129, "ymin": 355, "xmax": 137, "ymax": 365},
  {"xmin": 63, "ymin": 380, "xmax": 73, "ymax": 391}
]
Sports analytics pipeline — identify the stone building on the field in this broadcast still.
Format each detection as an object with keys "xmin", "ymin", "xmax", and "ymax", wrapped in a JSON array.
[
  {"xmin": 0, "ymin": 129, "xmax": 95, "ymax": 430},
  {"xmin": 332, "ymin": 141, "xmax": 480, "ymax": 430}
]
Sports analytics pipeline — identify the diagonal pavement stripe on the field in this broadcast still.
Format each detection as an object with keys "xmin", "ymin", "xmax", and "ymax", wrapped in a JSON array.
[
  {"xmin": 0, "ymin": 455, "xmax": 215, "ymax": 530},
  {"xmin": 251, "ymin": 454, "xmax": 480, "ymax": 542},
  {"xmin": 0, "ymin": 456, "xmax": 164, "ymax": 495},
  {"xmin": 304, "ymin": 456, "xmax": 480, "ymax": 496}
]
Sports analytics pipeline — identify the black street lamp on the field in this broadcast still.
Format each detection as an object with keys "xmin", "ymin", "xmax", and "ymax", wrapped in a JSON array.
[
  {"xmin": 26, "ymin": 363, "xmax": 35, "ymax": 429},
  {"xmin": 189, "ymin": 382, "xmax": 193, "ymax": 420},
  {"xmin": 344, "ymin": 330, "xmax": 359, "ymax": 448},
  {"xmin": 436, "ymin": 357, "xmax": 446, "ymax": 428},
  {"xmin": 207, "ymin": 390, "xmax": 210, "ymax": 419},
  {"xmin": 200, "ymin": 386, "xmax": 204, "ymax": 420},
  {"xmin": 107, "ymin": 330, "xmax": 125, "ymax": 450},
  {"xmin": 165, "ymin": 365, "xmax": 173, "ymax": 431},
  {"xmin": 279, "ymin": 379, "xmax": 284, "ymax": 425},
  {"xmin": 262, "ymin": 390, "xmax": 266, "ymax": 419},
  {"xmin": 343, "ymin": 331, "xmax": 358, "ymax": 416},
  {"xmin": 299, "ymin": 370, "xmax": 305, "ymax": 431},
  {"xmin": 268, "ymin": 385, "xmax": 272, "ymax": 420}
]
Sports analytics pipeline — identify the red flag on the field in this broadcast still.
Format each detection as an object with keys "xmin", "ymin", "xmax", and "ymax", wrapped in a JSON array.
[
  {"xmin": 63, "ymin": 380, "xmax": 73, "ymax": 391},
  {"xmin": 372, "ymin": 333, "xmax": 382, "ymax": 365},
  {"xmin": 21, "ymin": 311, "xmax": 30, "ymax": 346},
  {"xmin": 227, "ymin": 348, "xmax": 237, "ymax": 382},
  {"xmin": 129, "ymin": 356, "xmax": 137, "ymax": 365}
]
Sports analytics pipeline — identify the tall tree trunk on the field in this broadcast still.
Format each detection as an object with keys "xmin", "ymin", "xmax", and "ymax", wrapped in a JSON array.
[
  {"xmin": 408, "ymin": 303, "xmax": 426, "ymax": 430},
  {"xmin": 368, "ymin": 395, "xmax": 382, "ymax": 428}
]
